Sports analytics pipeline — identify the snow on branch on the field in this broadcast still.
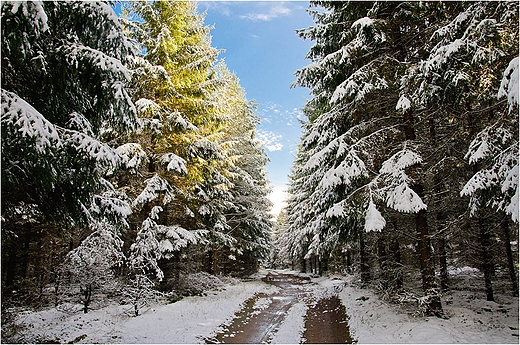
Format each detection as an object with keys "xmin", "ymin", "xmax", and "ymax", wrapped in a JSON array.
[
  {"xmin": 116, "ymin": 143, "xmax": 148, "ymax": 171},
  {"xmin": 498, "ymin": 56, "xmax": 519, "ymax": 112},
  {"xmin": 396, "ymin": 95, "xmax": 412, "ymax": 113},
  {"xmin": 464, "ymin": 124, "xmax": 513, "ymax": 164},
  {"xmin": 91, "ymin": 191, "xmax": 133, "ymax": 228},
  {"xmin": 364, "ymin": 199, "xmax": 386, "ymax": 232},
  {"xmin": 66, "ymin": 112, "xmax": 94, "ymax": 136},
  {"xmin": 379, "ymin": 147, "xmax": 427, "ymax": 213},
  {"xmin": 61, "ymin": 129, "xmax": 119, "ymax": 168},
  {"xmin": 325, "ymin": 200, "xmax": 346, "ymax": 218},
  {"xmin": 351, "ymin": 17, "xmax": 375, "ymax": 30},
  {"xmin": 191, "ymin": 140, "xmax": 223, "ymax": 160},
  {"xmin": 461, "ymin": 123, "xmax": 518, "ymax": 222},
  {"xmin": 160, "ymin": 153, "xmax": 188, "ymax": 175},
  {"xmin": 133, "ymin": 174, "xmax": 180, "ymax": 208},
  {"xmin": 1, "ymin": 89, "xmax": 61, "ymax": 153},
  {"xmin": 169, "ymin": 112, "xmax": 198, "ymax": 132},
  {"xmin": 304, "ymin": 135, "xmax": 340, "ymax": 171},
  {"xmin": 135, "ymin": 98, "xmax": 160, "ymax": 115},
  {"xmin": 380, "ymin": 148, "xmax": 422, "ymax": 176},
  {"xmin": 385, "ymin": 183, "xmax": 427, "ymax": 213},
  {"xmin": 319, "ymin": 149, "xmax": 368, "ymax": 190},
  {"xmin": 157, "ymin": 225, "xmax": 208, "ymax": 253},
  {"xmin": 331, "ymin": 60, "xmax": 389, "ymax": 104},
  {"xmin": 61, "ymin": 43, "xmax": 130, "ymax": 80},
  {"xmin": 5, "ymin": 1, "xmax": 49, "ymax": 36}
]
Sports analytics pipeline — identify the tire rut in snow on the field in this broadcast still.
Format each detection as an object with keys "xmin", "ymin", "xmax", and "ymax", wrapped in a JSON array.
[
  {"xmin": 207, "ymin": 272, "xmax": 353, "ymax": 344},
  {"xmin": 207, "ymin": 273, "xmax": 309, "ymax": 343},
  {"xmin": 302, "ymin": 295, "xmax": 354, "ymax": 344}
]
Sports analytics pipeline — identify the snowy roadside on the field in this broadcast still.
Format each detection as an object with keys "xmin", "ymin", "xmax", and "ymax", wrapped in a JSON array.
[
  {"xmin": 5, "ymin": 269, "xmax": 518, "ymax": 344},
  {"xmin": 5, "ymin": 279, "xmax": 278, "ymax": 344},
  {"xmin": 330, "ymin": 275, "xmax": 519, "ymax": 344}
]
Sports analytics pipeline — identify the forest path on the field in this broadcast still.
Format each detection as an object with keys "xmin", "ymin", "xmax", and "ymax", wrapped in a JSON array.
[{"xmin": 207, "ymin": 271, "xmax": 353, "ymax": 344}]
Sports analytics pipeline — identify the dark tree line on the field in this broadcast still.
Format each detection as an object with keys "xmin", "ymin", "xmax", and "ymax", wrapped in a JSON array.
[{"xmin": 276, "ymin": 1, "xmax": 518, "ymax": 316}]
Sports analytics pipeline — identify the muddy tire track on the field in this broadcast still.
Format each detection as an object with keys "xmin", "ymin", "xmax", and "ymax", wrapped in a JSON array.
[{"xmin": 208, "ymin": 272, "xmax": 353, "ymax": 344}]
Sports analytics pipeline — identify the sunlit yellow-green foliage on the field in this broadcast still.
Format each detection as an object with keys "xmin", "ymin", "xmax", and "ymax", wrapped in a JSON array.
[
  {"xmin": 122, "ymin": 0, "xmax": 267, "ymax": 231},
  {"xmin": 123, "ymin": 0, "xmax": 233, "ymax": 192}
]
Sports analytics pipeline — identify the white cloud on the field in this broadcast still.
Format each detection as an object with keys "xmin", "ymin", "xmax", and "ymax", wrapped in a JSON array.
[
  {"xmin": 258, "ymin": 102, "xmax": 302, "ymax": 128},
  {"xmin": 257, "ymin": 129, "xmax": 283, "ymax": 152},
  {"xmin": 198, "ymin": 1, "xmax": 232, "ymax": 16},
  {"xmin": 240, "ymin": 3, "xmax": 292, "ymax": 22}
]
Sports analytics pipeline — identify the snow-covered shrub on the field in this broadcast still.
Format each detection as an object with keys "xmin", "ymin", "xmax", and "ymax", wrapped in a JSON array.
[
  {"xmin": 172, "ymin": 272, "xmax": 226, "ymax": 297},
  {"xmin": 122, "ymin": 273, "xmax": 163, "ymax": 317},
  {"xmin": 59, "ymin": 223, "xmax": 125, "ymax": 313}
]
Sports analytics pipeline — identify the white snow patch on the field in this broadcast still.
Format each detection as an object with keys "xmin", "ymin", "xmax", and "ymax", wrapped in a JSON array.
[
  {"xmin": 498, "ymin": 56, "xmax": 519, "ymax": 112},
  {"xmin": 8, "ymin": 280, "xmax": 277, "ymax": 344},
  {"xmin": 352, "ymin": 17, "xmax": 375, "ymax": 30},
  {"xmin": 338, "ymin": 275, "xmax": 519, "ymax": 344},
  {"xmin": 270, "ymin": 302, "xmax": 308, "ymax": 344},
  {"xmin": 364, "ymin": 200, "xmax": 386, "ymax": 232},
  {"xmin": 396, "ymin": 94, "xmax": 411, "ymax": 112}
]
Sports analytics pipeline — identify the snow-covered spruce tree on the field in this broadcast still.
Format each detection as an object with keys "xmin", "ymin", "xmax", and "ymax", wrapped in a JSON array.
[
  {"xmin": 288, "ymin": 1, "xmax": 484, "ymax": 315},
  {"xmin": 215, "ymin": 68, "xmax": 273, "ymax": 275},
  {"xmin": 1, "ymin": 1, "xmax": 137, "ymax": 291},
  {"xmin": 118, "ymin": 0, "xmax": 225, "ymax": 285},
  {"xmin": 287, "ymin": 1, "xmax": 518, "ymax": 313},
  {"xmin": 461, "ymin": 56, "xmax": 519, "ymax": 298},
  {"xmin": 283, "ymin": 2, "xmax": 374, "ymax": 277},
  {"xmin": 119, "ymin": 0, "xmax": 271, "ymax": 286},
  {"xmin": 270, "ymin": 209, "xmax": 289, "ymax": 269},
  {"xmin": 401, "ymin": 1, "xmax": 519, "ymax": 301}
]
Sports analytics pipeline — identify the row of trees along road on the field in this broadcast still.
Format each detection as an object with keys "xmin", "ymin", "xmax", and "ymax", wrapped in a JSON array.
[
  {"xmin": 274, "ymin": 1, "xmax": 518, "ymax": 316},
  {"xmin": 1, "ymin": 0, "xmax": 272, "ymax": 314}
]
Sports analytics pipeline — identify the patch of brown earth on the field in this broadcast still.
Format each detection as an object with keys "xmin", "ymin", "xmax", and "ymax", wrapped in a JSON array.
[
  {"xmin": 208, "ymin": 272, "xmax": 353, "ymax": 344},
  {"xmin": 302, "ymin": 296, "xmax": 353, "ymax": 344}
]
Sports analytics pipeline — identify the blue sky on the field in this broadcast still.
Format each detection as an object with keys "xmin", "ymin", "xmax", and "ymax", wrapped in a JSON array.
[{"xmin": 197, "ymin": 1, "xmax": 315, "ymax": 215}]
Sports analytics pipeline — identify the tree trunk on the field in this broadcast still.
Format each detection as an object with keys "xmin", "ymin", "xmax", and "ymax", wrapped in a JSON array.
[
  {"xmin": 207, "ymin": 250, "xmax": 214, "ymax": 275},
  {"xmin": 501, "ymin": 217, "xmax": 518, "ymax": 297},
  {"xmin": 390, "ymin": 238, "xmax": 403, "ymax": 290},
  {"xmin": 5, "ymin": 243, "xmax": 17, "ymax": 287},
  {"xmin": 322, "ymin": 258, "xmax": 328, "ymax": 274},
  {"xmin": 345, "ymin": 250, "xmax": 352, "ymax": 274},
  {"xmin": 404, "ymin": 109, "xmax": 442, "ymax": 316},
  {"xmin": 301, "ymin": 257, "xmax": 306, "ymax": 273},
  {"xmin": 82, "ymin": 283, "xmax": 92, "ymax": 314},
  {"xmin": 438, "ymin": 236, "xmax": 449, "ymax": 291},
  {"xmin": 414, "ymin": 185, "xmax": 443, "ymax": 316},
  {"xmin": 378, "ymin": 235, "xmax": 388, "ymax": 289},
  {"xmin": 21, "ymin": 226, "xmax": 31, "ymax": 278},
  {"xmin": 478, "ymin": 217, "xmax": 495, "ymax": 302},
  {"xmin": 359, "ymin": 228, "xmax": 370, "ymax": 286}
]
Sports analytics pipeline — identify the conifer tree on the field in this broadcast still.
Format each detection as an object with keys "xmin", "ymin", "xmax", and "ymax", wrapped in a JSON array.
[
  {"xmin": 286, "ymin": 0, "xmax": 518, "ymax": 313},
  {"xmin": 1, "ymin": 0, "xmax": 138, "ymax": 287},
  {"xmin": 119, "ymin": 0, "xmax": 272, "ymax": 280}
]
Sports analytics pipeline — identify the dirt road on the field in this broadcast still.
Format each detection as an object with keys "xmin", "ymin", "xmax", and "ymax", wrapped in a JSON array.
[{"xmin": 208, "ymin": 272, "xmax": 353, "ymax": 344}]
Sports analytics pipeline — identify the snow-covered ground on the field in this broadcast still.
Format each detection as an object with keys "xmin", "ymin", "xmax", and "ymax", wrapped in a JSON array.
[
  {"xmin": 335, "ymin": 276, "xmax": 519, "ymax": 343},
  {"xmin": 4, "ymin": 280, "xmax": 279, "ymax": 344},
  {"xmin": 3, "ymin": 269, "xmax": 518, "ymax": 344}
]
